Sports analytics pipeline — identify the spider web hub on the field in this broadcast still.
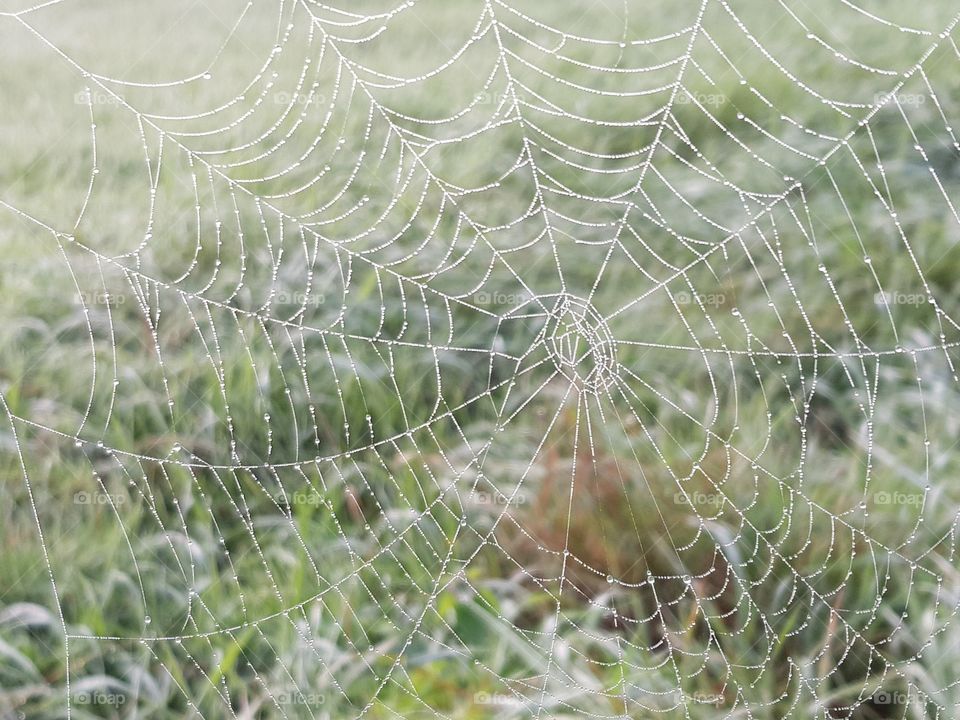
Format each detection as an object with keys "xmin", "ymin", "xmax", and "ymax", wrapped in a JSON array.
[{"xmin": 543, "ymin": 294, "xmax": 619, "ymax": 396}]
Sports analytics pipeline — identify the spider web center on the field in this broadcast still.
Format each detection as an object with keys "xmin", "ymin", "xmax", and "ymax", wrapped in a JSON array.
[{"xmin": 544, "ymin": 294, "xmax": 619, "ymax": 396}]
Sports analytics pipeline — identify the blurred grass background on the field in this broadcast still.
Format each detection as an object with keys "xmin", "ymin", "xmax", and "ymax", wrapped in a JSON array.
[{"xmin": 2, "ymin": 0, "xmax": 960, "ymax": 718}]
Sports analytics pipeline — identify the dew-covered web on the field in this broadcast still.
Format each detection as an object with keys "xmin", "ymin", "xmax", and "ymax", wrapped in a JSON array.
[{"xmin": 5, "ymin": 0, "xmax": 960, "ymax": 717}]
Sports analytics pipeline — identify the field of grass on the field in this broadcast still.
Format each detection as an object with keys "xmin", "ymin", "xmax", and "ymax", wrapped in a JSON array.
[{"xmin": 2, "ymin": 1, "xmax": 960, "ymax": 718}]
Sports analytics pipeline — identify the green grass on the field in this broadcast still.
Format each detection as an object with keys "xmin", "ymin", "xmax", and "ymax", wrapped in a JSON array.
[{"xmin": 2, "ymin": 1, "xmax": 960, "ymax": 718}]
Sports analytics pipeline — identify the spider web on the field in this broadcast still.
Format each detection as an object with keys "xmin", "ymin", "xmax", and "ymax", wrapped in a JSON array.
[{"xmin": 3, "ymin": 0, "xmax": 960, "ymax": 717}]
